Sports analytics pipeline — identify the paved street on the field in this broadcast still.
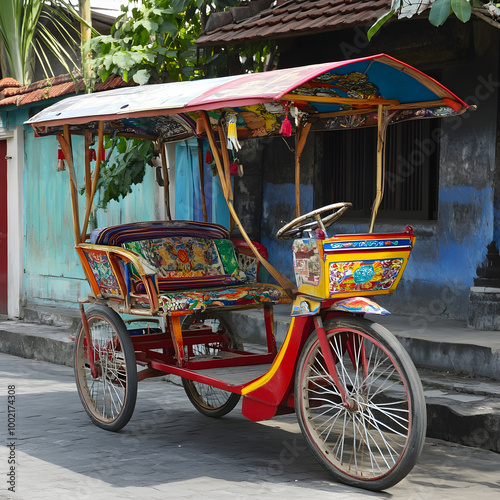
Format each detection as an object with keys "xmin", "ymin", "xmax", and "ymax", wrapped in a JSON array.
[{"xmin": 0, "ymin": 353, "xmax": 499, "ymax": 500}]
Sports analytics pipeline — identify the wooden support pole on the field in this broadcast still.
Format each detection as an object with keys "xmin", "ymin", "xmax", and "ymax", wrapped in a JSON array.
[
  {"xmin": 369, "ymin": 105, "xmax": 387, "ymax": 233},
  {"xmin": 84, "ymin": 130, "xmax": 92, "ymax": 207},
  {"xmin": 200, "ymin": 112, "xmax": 297, "ymax": 298},
  {"xmin": 294, "ymin": 122, "xmax": 312, "ymax": 218},
  {"xmin": 81, "ymin": 121, "xmax": 105, "ymax": 242},
  {"xmin": 200, "ymin": 112, "xmax": 229, "ymax": 200},
  {"xmin": 58, "ymin": 126, "xmax": 81, "ymax": 245}
]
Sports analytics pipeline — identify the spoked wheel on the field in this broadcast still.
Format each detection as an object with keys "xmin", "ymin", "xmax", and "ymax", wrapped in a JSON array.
[
  {"xmin": 181, "ymin": 312, "xmax": 241, "ymax": 418},
  {"xmin": 74, "ymin": 305, "xmax": 138, "ymax": 431},
  {"xmin": 295, "ymin": 316, "xmax": 426, "ymax": 491}
]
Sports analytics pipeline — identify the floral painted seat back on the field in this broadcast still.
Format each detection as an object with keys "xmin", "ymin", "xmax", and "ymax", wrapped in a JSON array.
[{"xmin": 90, "ymin": 221, "xmax": 249, "ymax": 292}]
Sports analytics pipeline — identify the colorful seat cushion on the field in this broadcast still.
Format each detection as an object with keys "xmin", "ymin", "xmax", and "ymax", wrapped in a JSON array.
[
  {"xmin": 91, "ymin": 220, "xmax": 230, "ymax": 245},
  {"xmin": 158, "ymin": 283, "xmax": 291, "ymax": 312},
  {"xmin": 89, "ymin": 220, "xmax": 265, "ymax": 296}
]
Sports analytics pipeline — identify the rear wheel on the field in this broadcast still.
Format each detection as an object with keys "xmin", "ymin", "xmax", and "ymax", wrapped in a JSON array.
[
  {"xmin": 182, "ymin": 312, "xmax": 241, "ymax": 418},
  {"xmin": 74, "ymin": 305, "xmax": 137, "ymax": 431},
  {"xmin": 295, "ymin": 316, "xmax": 426, "ymax": 491}
]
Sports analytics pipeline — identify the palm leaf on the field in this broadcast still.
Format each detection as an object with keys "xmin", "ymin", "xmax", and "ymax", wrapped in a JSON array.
[{"xmin": 0, "ymin": 0, "xmax": 98, "ymax": 85}]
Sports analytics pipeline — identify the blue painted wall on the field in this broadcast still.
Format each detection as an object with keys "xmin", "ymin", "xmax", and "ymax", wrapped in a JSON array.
[
  {"xmin": 250, "ymin": 52, "xmax": 500, "ymax": 321},
  {"xmin": 21, "ymin": 121, "xmax": 160, "ymax": 310}
]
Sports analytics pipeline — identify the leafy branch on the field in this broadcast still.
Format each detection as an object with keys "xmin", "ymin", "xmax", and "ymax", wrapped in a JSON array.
[
  {"xmin": 94, "ymin": 137, "xmax": 155, "ymax": 209},
  {"xmin": 368, "ymin": 0, "xmax": 499, "ymax": 40}
]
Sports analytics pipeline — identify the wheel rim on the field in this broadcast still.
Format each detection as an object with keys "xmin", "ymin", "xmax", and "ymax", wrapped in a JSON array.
[
  {"xmin": 299, "ymin": 328, "xmax": 412, "ymax": 481},
  {"xmin": 182, "ymin": 314, "xmax": 240, "ymax": 414},
  {"xmin": 185, "ymin": 379, "xmax": 234, "ymax": 410},
  {"xmin": 76, "ymin": 317, "xmax": 129, "ymax": 424},
  {"xmin": 186, "ymin": 330, "xmax": 235, "ymax": 410}
]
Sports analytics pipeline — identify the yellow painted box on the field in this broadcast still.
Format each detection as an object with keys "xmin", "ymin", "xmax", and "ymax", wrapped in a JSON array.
[{"xmin": 293, "ymin": 226, "xmax": 416, "ymax": 300}]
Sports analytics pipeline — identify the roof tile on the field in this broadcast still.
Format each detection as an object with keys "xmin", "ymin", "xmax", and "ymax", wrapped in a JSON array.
[
  {"xmin": 0, "ymin": 73, "xmax": 131, "ymax": 108},
  {"xmin": 197, "ymin": 0, "xmax": 392, "ymax": 46},
  {"xmin": 0, "ymin": 78, "xmax": 21, "ymax": 90}
]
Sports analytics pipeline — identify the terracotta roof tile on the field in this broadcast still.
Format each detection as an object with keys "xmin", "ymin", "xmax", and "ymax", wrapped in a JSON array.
[
  {"xmin": 0, "ymin": 78, "xmax": 21, "ymax": 90},
  {"xmin": 197, "ymin": 0, "xmax": 392, "ymax": 46},
  {"xmin": 0, "ymin": 72, "xmax": 132, "ymax": 108},
  {"xmin": 0, "ymin": 96, "xmax": 19, "ymax": 106}
]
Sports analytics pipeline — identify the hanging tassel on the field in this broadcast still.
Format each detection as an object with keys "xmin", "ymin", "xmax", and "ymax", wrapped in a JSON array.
[
  {"xmin": 205, "ymin": 151, "xmax": 213, "ymax": 164},
  {"xmin": 100, "ymin": 147, "xmax": 106, "ymax": 161},
  {"xmin": 89, "ymin": 148, "xmax": 97, "ymax": 162},
  {"xmin": 280, "ymin": 104, "xmax": 292, "ymax": 137},
  {"xmin": 230, "ymin": 159, "xmax": 244, "ymax": 177},
  {"xmin": 57, "ymin": 147, "xmax": 66, "ymax": 171},
  {"xmin": 226, "ymin": 113, "xmax": 241, "ymax": 151}
]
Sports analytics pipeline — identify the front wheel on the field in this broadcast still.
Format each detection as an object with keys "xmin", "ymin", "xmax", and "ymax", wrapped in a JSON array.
[
  {"xmin": 295, "ymin": 316, "xmax": 426, "ymax": 491},
  {"xmin": 74, "ymin": 305, "xmax": 138, "ymax": 431}
]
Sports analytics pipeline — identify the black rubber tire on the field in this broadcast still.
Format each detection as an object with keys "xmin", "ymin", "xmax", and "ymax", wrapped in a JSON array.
[
  {"xmin": 295, "ymin": 316, "xmax": 426, "ymax": 491},
  {"xmin": 74, "ymin": 305, "xmax": 138, "ymax": 431},
  {"xmin": 181, "ymin": 312, "xmax": 241, "ymax": 418}
]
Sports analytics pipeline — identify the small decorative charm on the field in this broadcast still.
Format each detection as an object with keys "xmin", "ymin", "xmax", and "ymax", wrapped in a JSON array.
[
  {"xmin": 226, "ymin": 113, "xmax": 241, "ymax": 151},
  {"xmin": 229, "ymin": 158, "xmax": 244, "ymax": 177},
  {"xmin": 89, "ymin": 148, "xmax": 97, "ymax": 162},
  {"xmin": 57, "ymin": 147, "xmax": 66, "ymax": 171},
  {"xmin": 280, "ymin": 104, "xmax": 292, "ymax": 137},
  {"xmin": 205, "ymin": 151, "xmax": 213, "ymax": 164}
]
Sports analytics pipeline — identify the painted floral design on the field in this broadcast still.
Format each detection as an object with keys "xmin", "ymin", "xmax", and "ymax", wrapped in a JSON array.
[
  {"xmin": 85, "ymin": 251, "xmax": 121, "ymax": 296},
  {"xmin": 329, "ymin": 258, "xmax": 404, "ymax": 294}
]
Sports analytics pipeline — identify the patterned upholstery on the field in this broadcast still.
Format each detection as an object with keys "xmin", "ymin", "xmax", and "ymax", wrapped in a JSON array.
[
  {"xmin": 89, "ymin": 220, "xmax": 291, "ymax": 311},
  {"xmin": 158, "ymin": 283, "xmax": 290, "ymax": 312}
]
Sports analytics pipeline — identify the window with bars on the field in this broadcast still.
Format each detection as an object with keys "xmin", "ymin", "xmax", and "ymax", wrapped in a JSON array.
[{"xmin": 323, "ymin": 119, "xmax": 440, "ymax": 220}]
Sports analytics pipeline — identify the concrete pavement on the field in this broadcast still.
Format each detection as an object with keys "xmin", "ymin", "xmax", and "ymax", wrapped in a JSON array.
[{"xmin": 1, "ymin": 353, "xmax": 500, "ymax": 500}]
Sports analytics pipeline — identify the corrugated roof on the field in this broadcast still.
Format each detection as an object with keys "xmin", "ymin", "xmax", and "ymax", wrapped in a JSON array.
[
  {"xmin": 0, "ymin": 73, "xmax": 133, "ymax": 109},
  {"xmin": 197, "ymin": 0, "xmax": 392, "ymax": 46}
]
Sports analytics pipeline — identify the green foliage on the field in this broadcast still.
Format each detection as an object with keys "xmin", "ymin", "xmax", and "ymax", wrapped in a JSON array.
[
  {"xmin": 85, "ymin": 0, "xmax": 277, "ymax": 208},
  {"xmin": 429, "ymin": 0, "xmax": 452, "ymax": 26},
  {"xmin": 369, "ymin": 0, "xmax": 487, "ymax": 40},
  {"xmin": 367, "ymin": 9, "xmax": 396, "ymax": 41},
  {"xmin": 95, "ymin": 137, "xmax": 155, "ymax": 209},
  {"xmin": 85, "ymin": 0, "xmax": 273, "ymax": 85},
  {"xmin": 86, "ymin": 0, "xmax": 204, "ymax": 84},
  {"xmin": 450, "ymin": 0, "xmax": 473, "ymax": 23}
]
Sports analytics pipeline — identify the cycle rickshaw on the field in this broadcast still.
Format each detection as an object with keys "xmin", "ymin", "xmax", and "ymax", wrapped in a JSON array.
[{"xmin": 27, "ymin": 54, "xmax": 470, "ymax": 490}]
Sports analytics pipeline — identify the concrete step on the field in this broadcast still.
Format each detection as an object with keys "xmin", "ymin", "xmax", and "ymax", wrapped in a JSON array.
[{"xmin": 419, "ymin": 368, "xmax": 500, "ymax": 452}]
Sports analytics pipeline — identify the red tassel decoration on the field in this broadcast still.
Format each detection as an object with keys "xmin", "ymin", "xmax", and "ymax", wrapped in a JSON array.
[
  {"xmin": 100, "ymin": 148, "xmax": 106, "ymax": 161},
  {"xmin": 57, "ymin": 147, "xmax": 65, "ymax": 171},
  {"xmin": 280, "ymin": 104, "xmax": 292, "ymax": 137},
  {"xmin": 230, "ymin": 162, "xmax": 238, "ymax": 176},
  {"xmin": 205, "ymin": 151, "xmax": 213, "ymax": 164},
  {"xmin": 89, "ymin": 148, "xmax": 97, "ymax": 162}
]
